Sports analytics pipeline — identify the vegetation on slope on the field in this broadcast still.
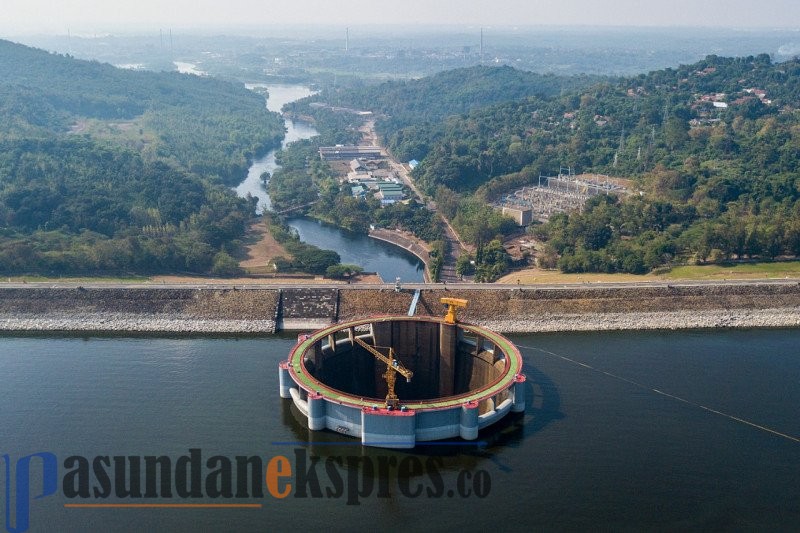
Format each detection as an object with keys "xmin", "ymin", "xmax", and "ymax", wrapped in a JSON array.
[
  {"xmin": 0, "ymin": 39, "xmax": 285, "ymax": 276},
  {"xmin": 263, "ymin": 56, "xmax": 800, "ymax": 278}
]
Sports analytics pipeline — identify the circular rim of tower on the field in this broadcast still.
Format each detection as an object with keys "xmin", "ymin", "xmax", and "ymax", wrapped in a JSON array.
[{"xmin": 286, "ymin": 315, "xmax": 523, "ymax": 411}]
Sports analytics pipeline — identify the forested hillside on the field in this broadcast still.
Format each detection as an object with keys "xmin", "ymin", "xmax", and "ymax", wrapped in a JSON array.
[
  {"xmin": 288, "ymin": 66, "xmax": 599, "ymax": 161},
  {"xmin": 406, "ymin": 55, "xmax": 798, "ymax": 194},
  {"xmin": 294, "ymin": 56, "xmax": 800, "ymax": 275},
  {"xmin": 0, "ymin": 39, "xmax": 284, "ymax": 183},
  {"xmin": 430, "ymin": 56, "xmax": 800, "ymax": 272},
  {"xmin": 0, "ymin": 40, "xmax": 284, "ymax": 275}
]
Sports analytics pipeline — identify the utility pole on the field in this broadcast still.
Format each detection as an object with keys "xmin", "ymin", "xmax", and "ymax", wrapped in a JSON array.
[{"xmin": 480, "ymin": 27, "xmax": 484, "ymax": 63}]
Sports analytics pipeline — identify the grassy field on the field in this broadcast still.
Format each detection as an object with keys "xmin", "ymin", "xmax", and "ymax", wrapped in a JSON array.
[
  {"xmin": 70, "ymin": 117, "xmax": 160, "ymax": 159},
  {"xmin": 498, "ymin": 261, "xmax": 800, "ymax": 284},
  {"xmin": 664, "ymin": 261, "xmax": 800, "ymax": 280},
  {"xmin": 238, "ymin": 220, "xmax": 291, "ymax": 275}
]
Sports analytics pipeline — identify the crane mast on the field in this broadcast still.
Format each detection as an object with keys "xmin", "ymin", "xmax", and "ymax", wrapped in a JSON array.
[{"xmin": 353, "ymin": 337, "xmax": 413, "ymax": 409}]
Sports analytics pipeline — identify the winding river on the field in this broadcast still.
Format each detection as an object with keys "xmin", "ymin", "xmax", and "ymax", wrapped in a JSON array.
[
  {"xmin": 235, "ymin": 84, "xmax": 317, "ymax": 213},
  {"xmin": 235, "ymin": 84, "xmax": 424, "ymax": 282}
]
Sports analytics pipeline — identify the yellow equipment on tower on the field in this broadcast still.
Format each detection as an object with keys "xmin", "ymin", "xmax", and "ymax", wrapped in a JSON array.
[{"xmin": 440, "ymin": 297, "xmax": 468, "ymax": 324}]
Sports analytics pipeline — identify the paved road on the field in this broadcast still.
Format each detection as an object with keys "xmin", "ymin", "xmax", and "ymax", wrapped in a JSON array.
[
  {"xmin": 2, "ymin": 279, "xmax": 798, "ymax": 291},
  {"xmin": 380, "ymin": 137, "xmax": 466, "ymax": 282}
]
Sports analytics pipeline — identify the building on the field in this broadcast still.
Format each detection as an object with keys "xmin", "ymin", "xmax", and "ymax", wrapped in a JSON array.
[
  {"xmin": 350, "ymin": 159, "xmax": 368, "ymax": 173},
  {"xmin": 502, "ymin": 206, "xmax": 534, "ymax": 226},
  {"xmin": 351, "ymin": 185, "xmax": 367, "ymax": 198},
  {"xmin": 319, "ymin": 145, "xmax": 383, "ymax": 161},
  {"xmin": 377, "ymin": 190, "xmax": 404, "ymax": 205},
  {"xmin": 376, "ymin": 182, "xmax": 405, "ymax": 205}
]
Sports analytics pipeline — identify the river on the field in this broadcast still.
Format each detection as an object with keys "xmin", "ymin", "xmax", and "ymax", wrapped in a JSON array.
[
  {"xmin": 234, "ymin": 84, "xmax": 424, "ymax": 282},
  {"xmin": 234, "ymin": 84, "xmax": 318, "ymax": 213},
  {"xmin": 1, "ymin": 328, "xmax": 797, "ymax": 531}
]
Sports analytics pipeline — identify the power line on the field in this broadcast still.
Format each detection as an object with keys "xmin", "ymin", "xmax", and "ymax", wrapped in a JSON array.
[{"xmin": 519, "ymin": 343, "xmax": 800, "ymax": 445}]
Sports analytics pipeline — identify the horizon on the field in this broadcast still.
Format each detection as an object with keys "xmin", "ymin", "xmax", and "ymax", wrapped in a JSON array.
[
  {"xmin": 3, "ymin": 23, "xmax": 799, "ymax": 45},
  {"xmin": 2, "ymin": 0, "xmax": 799, "ymax": 37}
]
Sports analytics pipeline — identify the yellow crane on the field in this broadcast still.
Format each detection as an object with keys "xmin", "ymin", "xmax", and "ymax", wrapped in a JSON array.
[
  {"xmin": 440, "ymin": 297, "xmax": 468, "ymax": 324},
  {"xmin": 353, "ymin": 337, "xmax": 413, "ymax": 409}
]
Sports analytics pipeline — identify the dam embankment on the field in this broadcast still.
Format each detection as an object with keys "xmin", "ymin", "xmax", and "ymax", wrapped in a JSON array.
[{"xmin": 0, "ymin": 282, "xmax": 799, "ymax": 334}]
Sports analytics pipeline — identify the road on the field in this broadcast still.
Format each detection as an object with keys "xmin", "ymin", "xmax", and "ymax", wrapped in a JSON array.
[
  {"xmin": 2, "ymin": 279, "xmax": 798, "ymax": 291},
  {"xmin": 374, "ymin": 127, "xmax": 467, "ymax": 282},
  {"xmin": 437, "ymin": 221, "xmax": 463, "ymax": 282}
]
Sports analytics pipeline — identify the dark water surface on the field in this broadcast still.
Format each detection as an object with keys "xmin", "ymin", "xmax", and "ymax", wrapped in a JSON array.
[
  {"xmin": 1, "ymin": 329, "xmax": 798, "ymax": 531},
  {"xmin": 287, "ymin": 217, "xmax": 425, "ymax": 283}
]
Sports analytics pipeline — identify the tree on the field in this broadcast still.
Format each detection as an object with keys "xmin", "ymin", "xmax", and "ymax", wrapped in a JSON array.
[
  {"xmin": 455, "ymin": 253, "xmax": 474, "ymax": 277},
  {"xmin": 211, "ymin": 252, "xmax": 242, "ymax": 277},
  {"xmin": 325, "ymin": 264, "xmax": 363, "ymax": 279}
]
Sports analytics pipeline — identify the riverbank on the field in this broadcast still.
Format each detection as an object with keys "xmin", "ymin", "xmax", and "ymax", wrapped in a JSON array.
[
  {"xmin": 0, "ymin": 282, "xmax": 799, "ymax": 334},
  {"xmin": 368, "ymin": 228, "xmax": 432, "ymax": 282}
]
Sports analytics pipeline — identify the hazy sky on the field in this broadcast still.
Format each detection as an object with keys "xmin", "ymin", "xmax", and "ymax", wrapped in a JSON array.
[{"xmin": 2, "ymin": 0, "xmax": 799, "ymax": 35}]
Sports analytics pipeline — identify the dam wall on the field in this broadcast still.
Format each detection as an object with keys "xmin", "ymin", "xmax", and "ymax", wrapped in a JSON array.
[
  {"xmin": 0, "ymin": 286, "xmax": 280, "ymax": 334},
  {"xmin": 337, "ymin": 283, "xmax": 800, "ymax": 331},
  {"xmin": 0, "ymin": 282, "xmax": 799, "ymax": 333},
  {"xmin": 276, "ymin": 287, "xmax": 339, "ymax": 330}
]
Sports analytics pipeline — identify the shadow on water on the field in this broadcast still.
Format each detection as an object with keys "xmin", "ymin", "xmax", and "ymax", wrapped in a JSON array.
[{"xmin": 520, "ymin": 362, "xmax": 564, "ymax": 437}]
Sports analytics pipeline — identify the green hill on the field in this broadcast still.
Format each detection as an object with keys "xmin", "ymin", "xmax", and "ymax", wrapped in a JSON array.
[
  {"xmin": 288, "ymin": 56, "xmax": 800, "ymax": 276},
  {"xmin": 417, "ymin": 55, "xmax": 800, "ymax": 272},
  {"xmin": 0, "ymin": 40, "xmax": 284, "ymax": 276}
]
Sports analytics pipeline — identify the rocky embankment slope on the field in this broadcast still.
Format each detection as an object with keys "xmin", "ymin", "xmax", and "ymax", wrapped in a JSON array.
[
  {"xmin": 0, "ymin": 287, "xmax": 280, "ymax": 333},
  {"xmin": 338, "ymin": 284, "xmax": 800, "ymax": 331},
  {"xmin": 1, "ymin": 282, "xmax": 799, "ymax": 334}
]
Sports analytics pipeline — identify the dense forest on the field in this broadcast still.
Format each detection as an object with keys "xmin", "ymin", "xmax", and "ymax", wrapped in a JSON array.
[
  {"xmin": 287, "ymin": 56, "xmax": 800, "ymax": 275},
  {"xmin": 287, "ymin": 66, "xmax": 599, "ymax": 161},
  {"xmin": 0, "ymin": 40, "xmax": 285, "ymax": 276},
  {"xmin": 280, "ymin": 66, "xmax": 598, "ymax": 220},
  {"xmin": 0, "ymin": 39, "xmax": 284, "ymax": 183}
]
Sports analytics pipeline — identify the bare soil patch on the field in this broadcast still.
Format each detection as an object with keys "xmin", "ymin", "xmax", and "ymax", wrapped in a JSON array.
[{"xmin": 239, "ymin": 220, "xmax": 290, "ymax": 273}]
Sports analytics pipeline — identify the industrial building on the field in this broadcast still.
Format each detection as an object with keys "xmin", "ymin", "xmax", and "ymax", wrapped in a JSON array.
[
  {"xmin": 495, "ymin": 170, "xmax": 628, "ymax": 224},
  {"xmin": 502, "ymin": 206, "xmax": 534, "ymax": 226},
  {"xmin": 319, "ymin": 145, "xmax": 383, "ymax": 161}
]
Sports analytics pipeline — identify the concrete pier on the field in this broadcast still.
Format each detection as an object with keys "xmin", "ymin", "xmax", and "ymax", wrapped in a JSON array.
[
  {"xmin": 460, "ymin": 401, "xmax": 480, "ymax": 441},
  {"xmin": 307, "ymin": 392, "xmax": 326, "ymax": 431},
  {"xmin": 512, "ymin": 374, "xmax": 527, "ymax": 412},
  {"xmin": 278, "ymin": 361, "xmax": 293, "ymax": 398}
]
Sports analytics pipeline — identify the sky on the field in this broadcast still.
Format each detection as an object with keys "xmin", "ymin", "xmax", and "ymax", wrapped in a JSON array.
[{"xmin": 2, "ymin": 0, "xmax": 800, "ymax": 35}]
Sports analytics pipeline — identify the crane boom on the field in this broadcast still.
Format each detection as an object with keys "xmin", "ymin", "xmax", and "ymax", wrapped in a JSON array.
[
  {"xmin": 353, "ymin": 337, "xmax": 413, "ymax": 380},
  {"xmin": 353, "ymin": 337, "xmax": 413, "ymax": 409}
]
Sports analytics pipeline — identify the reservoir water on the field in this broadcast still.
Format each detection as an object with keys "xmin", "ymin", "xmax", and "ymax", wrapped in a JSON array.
[
  {"xmin": 1, "ymin": 329, "xmax": 798, "ymax": 531},
  {"xmin": 287, "ymin": 217, "xmax": 425, "ymax": 282},
  {"xmin": 234, "ymin": 85, "xmax": 424, "ymax": 282}
]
